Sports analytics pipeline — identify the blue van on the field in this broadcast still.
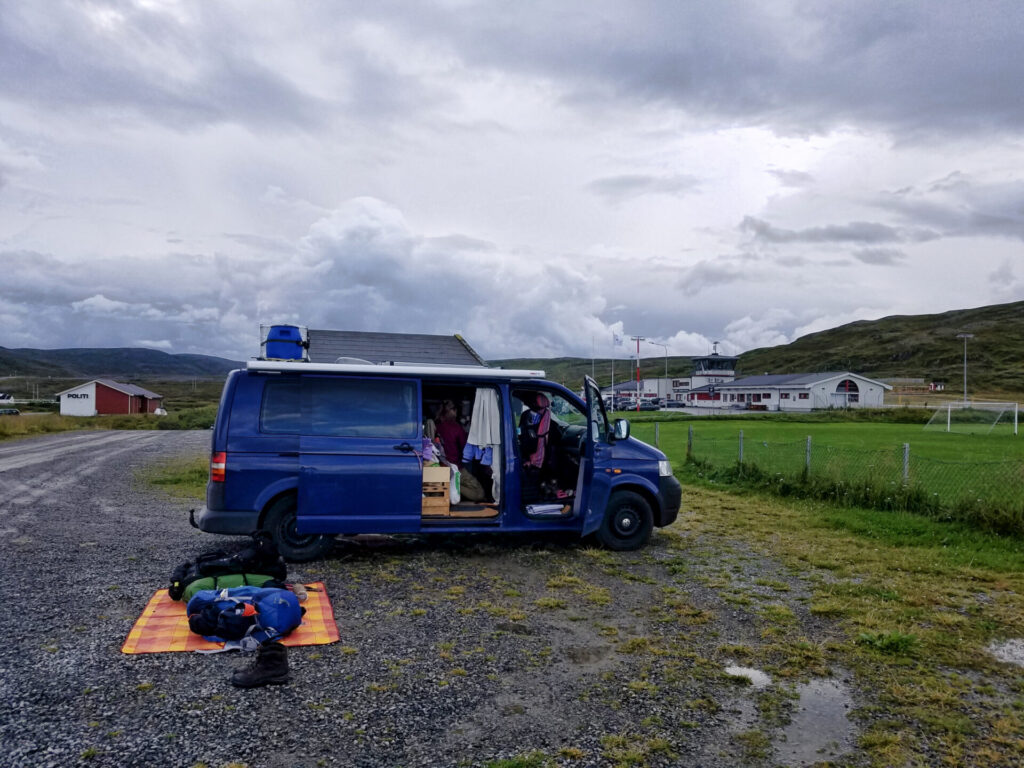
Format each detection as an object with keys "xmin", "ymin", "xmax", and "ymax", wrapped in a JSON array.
[{"xmin": 191, "ymin": 360, "xmax": 681, "ymax": 560}]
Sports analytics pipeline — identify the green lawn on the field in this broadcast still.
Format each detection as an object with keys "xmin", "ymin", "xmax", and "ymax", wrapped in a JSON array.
[
  {"xmin": 630, "ymin": 418, "xmax": 1024, "ymax": 535},
  {"xmin": 630, "ymin": 418, "xmax": 1023, "ymax": 463}
]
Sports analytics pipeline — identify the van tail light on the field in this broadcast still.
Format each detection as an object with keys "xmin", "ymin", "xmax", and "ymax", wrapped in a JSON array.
[{"xmin": 210, "ymin": 451, "xmax": 226, "ymax": 483}]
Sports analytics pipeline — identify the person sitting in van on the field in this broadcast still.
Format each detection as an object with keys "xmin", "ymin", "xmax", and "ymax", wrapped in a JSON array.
[
  {"xmin": 517, "ymin": 392, "xmax": 554, "ymax": 504},
  {"xmin": 435, "ymin": 404, "xmax": 468, "ymax": 468},
  {"xmin": 520, "ymin": 392, "xmax": 552, "ymax": 470}
]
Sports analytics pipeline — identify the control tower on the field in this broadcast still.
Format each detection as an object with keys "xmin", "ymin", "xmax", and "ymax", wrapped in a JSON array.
[{"xmin": 691, "ymin": 342, "xmax": 738, "ymax": 389}]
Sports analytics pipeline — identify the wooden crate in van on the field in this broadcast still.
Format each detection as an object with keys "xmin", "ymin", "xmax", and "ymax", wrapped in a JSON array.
[{"xmin": 422, "ymin": 466, "xmax": 450, "ymax": 516}]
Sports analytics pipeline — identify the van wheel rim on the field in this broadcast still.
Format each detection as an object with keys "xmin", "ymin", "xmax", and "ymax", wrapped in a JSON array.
[
  {"xmin": 612, "ymin": 509, "xmax": 639, "ymax": 538},
  {"xmin": 282, "ymin": 516, "xmax": 315, "ymax": 546}
]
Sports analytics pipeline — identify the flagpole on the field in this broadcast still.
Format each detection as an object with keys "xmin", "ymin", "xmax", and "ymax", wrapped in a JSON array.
[
  {"xmin": 631, "ymin": 335, "xmax": 646, "ymax": 411},
  {"xmin": 611, "ymin": 333, "xmax": 615, "ymax": 408}
]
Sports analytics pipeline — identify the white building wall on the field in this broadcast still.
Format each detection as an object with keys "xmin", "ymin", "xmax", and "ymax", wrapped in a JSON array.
[
  {"xmin": 707, "ymin": 376, "xmax": 889, "ymax": 412},
  {"xmin": 779, "ymin": 389, "xmax": 813, "ymax": 412},
  {"xmin": 60, "ymin": 382, "xmax": 97, "ymax": 416}
]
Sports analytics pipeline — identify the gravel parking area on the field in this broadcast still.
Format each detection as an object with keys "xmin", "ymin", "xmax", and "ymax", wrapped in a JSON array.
[{"xmin": 0, "ymin": 431, "xmax": 861, "ymax": 768}]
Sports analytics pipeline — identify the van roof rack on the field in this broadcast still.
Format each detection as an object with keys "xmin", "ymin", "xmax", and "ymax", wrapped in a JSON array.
[{"xmin": 246, "ymin": 359, "xmax": 547, "ymax": 379}]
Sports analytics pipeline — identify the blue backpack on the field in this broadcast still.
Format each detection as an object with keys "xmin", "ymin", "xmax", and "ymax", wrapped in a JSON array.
[{"xmin": 186, "ymin": 586, "xmax": 303, "ymax": 649}]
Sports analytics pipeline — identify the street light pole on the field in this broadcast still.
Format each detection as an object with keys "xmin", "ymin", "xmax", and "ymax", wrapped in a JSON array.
[
  {"xmin": 648, "ymin": 341, "xmax": 668, "ymax": 401},
  {"xmin": 630, "ymin": 336, "xmax": 645, "ymax": 410},
  {"xmin": 956, "ymin": 333, "xmax": 974, "ymax": 407}
]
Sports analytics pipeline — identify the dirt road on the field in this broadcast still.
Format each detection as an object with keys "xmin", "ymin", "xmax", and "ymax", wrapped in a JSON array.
[{"xmin": 0, "ymin": 430, "xmax": 858, "ymax": 768}]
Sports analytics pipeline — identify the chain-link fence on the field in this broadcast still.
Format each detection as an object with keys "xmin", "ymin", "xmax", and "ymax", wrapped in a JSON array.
[{"xmin": 658, "ymin": 425, "xmax": 1024, "ymax": 535}]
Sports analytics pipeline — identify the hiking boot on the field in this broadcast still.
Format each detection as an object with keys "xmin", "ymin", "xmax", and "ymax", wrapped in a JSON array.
[{"xmin": 230, "ymin": 641, "xmax": 290, "ymax": 688}]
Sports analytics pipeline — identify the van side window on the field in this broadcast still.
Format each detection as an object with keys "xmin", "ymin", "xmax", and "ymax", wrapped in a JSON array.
[
  {"xmin": 310, "ymin": 378, "xmax": 418, "ymax": 438},
  {"xmin": 261, "ymin": 378, "xmax": 302, "ymax": 434},
  {"xmin": 260, "ymin": 377, "xmax": 418, "ymax": 438}
]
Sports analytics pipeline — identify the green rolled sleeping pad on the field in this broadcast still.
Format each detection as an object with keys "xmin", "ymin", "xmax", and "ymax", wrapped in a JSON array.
[{"xmin": 182, "ymin": 573, "xmax": 282, "ymax": 601}]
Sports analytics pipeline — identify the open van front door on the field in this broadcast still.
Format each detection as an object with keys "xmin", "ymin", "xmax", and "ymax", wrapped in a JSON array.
[
  {"xmin": 297, "ymin": 376, "xmax": 423, "ymax": 535},
  {"xmin": 582, "ymin": 375, "xmax": 615, "ymax": 536}
]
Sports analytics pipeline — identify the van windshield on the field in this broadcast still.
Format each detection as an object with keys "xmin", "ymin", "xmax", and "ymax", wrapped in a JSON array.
[{"xmin": 547, "ymin": 394, "xmax": 586, "ymax": 427}]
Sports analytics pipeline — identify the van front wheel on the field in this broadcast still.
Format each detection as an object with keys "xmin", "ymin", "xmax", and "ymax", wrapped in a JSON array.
[
  {"xmin": 263, "ymin": 496, "xmax": 335, "ymax": 562},
  {"xmin": 595, "ymin": 491, "xmax": 653, "ymax": 551}
]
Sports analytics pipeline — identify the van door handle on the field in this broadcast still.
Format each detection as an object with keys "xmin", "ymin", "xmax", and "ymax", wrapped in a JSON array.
[{"xmin": 393, "ymin": 442, "xmax": 414, "ymax": 453}]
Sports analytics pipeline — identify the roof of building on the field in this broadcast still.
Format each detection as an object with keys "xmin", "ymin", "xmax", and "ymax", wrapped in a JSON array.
[
  {"xmin": 54, "ymin": 379, "xmax": 163, "ymax": 399},
  {"xmin": 306, "ymin": 330, "xmax": 486, "ymax": 367},
  {"xmin": 689, "ymin": 371, "xmax": 892, "ymax": 392}
]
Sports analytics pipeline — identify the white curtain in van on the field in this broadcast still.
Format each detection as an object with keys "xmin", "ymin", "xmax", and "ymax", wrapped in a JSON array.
[{"xmin": 468, "ymin": 387, "xmax": 502, "ymax": 504}]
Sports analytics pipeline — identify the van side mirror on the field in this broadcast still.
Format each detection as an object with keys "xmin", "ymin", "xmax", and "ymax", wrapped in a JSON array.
[{"xmin": 613, "ymin": 419, "xmax": 630, "ymax": 441}]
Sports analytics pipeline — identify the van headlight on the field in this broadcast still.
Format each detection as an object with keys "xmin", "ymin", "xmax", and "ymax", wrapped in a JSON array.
[{"xmin": 658, "ymin": 460, "xmax": 673, "ymax": 477}]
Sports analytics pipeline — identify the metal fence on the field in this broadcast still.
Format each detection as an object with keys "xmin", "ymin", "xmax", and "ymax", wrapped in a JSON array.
[{"xmin": 667, "ymin": 426, "xmax": 1024, "ymax": 530}]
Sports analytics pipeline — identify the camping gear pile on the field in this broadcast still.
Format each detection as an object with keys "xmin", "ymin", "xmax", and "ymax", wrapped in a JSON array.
[{"xmin": 168, "ymin": 532, "xmax": 306, "ymax": 687}]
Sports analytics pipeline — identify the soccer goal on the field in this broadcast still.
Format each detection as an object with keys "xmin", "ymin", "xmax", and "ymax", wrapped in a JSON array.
[{"xmin": 924, "ymin": 402, "xmax": 1019, "ymax": 435}]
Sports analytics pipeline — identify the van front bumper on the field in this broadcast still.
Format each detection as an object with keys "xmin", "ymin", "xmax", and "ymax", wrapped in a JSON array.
[
  {"xmin": 656, "ymin": 475, "xmax": 682, "ymax": 527},
  {"xmin": 190, "ymin": 506, "xmax": 259, "ymax": 535}
]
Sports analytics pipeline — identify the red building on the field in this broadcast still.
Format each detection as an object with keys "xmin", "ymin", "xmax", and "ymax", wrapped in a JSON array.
[{"xmin": 55, "ymin": 379, "xmax": 164, "ymax": 416}]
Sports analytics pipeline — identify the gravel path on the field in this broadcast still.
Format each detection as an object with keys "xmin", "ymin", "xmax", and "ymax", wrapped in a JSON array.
[{"xmin": 0, "ymin": 430, "xmax": 860, "ymax": 768}]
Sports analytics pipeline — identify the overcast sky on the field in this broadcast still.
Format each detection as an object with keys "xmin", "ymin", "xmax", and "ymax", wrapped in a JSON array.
[{"xmin": 2, "ymin": 0, "xmax": 1023, "ymax": 362}]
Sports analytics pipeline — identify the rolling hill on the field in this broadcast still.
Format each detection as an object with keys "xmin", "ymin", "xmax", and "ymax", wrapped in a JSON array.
[{"xmin": 0, "ymin": 346, "xmax": 240, "ymax": 379}]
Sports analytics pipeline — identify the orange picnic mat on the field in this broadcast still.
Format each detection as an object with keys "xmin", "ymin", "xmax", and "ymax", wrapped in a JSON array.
[{"xmin": 121, "ymin": 582, "xmax": 339, "ymax": 654}]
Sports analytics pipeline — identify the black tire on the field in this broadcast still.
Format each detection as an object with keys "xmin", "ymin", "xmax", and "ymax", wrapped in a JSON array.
[
  {"xmin": 595, "ymin": 490, "xmax": 653, "ymax": 551},
  {"xmin": 263, "ymin": 495, "xmax": 335, "ymax": 562}
]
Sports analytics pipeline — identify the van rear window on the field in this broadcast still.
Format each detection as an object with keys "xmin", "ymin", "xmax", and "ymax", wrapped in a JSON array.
[{"xmin": 261, "ymin": 377, "xmax": 418, "ymax": 438}]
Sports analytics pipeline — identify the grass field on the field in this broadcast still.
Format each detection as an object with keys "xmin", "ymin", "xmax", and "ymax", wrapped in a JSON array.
[
  {"xmin": 630, "ymin": 417, "xmax": 1024, "ymax": 535},
  {"xmin": 0, "ymin": 406, "xmax": 217, "ymax": 441},
  {"xmin": 629, "ymin": 418, "xmax": 1024, "ymax": 462},
  {"xmin": 677, "ymin": 486, "xmax": 1024, "ymax": 768}
]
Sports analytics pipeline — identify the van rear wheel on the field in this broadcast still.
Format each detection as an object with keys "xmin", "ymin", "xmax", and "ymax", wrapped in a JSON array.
[
  {"xmin": 263, "ymin": 496, "xmax": 335, "ymax": 562},
  {"xmin": 595, "ymin": 491, "xmax": 653, "ymax": 551}
]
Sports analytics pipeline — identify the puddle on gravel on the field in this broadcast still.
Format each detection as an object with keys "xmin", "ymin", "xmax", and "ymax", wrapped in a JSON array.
[
  {"xmin": 988, "ymin": 638, "xmax": 1024, "ymax": 667},
  {"xmin": 724, "ymin": 665, "xmax": 772, "ymax": 689},
  {"xmin": 775, "ymin": 677, "xmax": 856, "ymax": 767}
]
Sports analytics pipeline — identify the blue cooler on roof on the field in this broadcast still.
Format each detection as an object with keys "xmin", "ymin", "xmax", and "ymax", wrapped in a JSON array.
[{"xmin": 261, "ymin": 324, "xmax": 308, "ymax": 361}]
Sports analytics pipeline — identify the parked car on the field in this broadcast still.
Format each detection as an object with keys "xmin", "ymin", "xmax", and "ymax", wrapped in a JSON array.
[
  {"xmin": 192, "ymin": 362, "xmax": 681, "ymax": 559},
  {"xmin": 637, "ymin": 400, "xmax": 660, "ymax": 411},
  {"xmin": 662, "ymin": 400, "xmax": 686, "ymax": 408},
  {"xmin": 0, "ymin": 408, "xmax": 21, "ymax": 416}
]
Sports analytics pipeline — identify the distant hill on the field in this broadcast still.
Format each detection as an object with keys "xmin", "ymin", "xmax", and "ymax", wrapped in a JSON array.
[
  {"xmin": 493, "ymin": 300, "xmax": 1024, "ymax": 395},
  {"xmin": 738, "ymin": 300, "xmax": 1024, "ymax": 393},
  {"xmin": 0, "ymin": 346, "xmax": 241, "ymax": 379}
]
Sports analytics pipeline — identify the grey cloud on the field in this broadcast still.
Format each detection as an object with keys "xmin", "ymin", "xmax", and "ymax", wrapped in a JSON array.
[
  {"xmin": 423, "ymin": 234, "xmax": 498, "ymax": 253},
  {"xmin": 989, "ymin": 260, "xmax": 1015, "ymax": 286},
  {"xmin": 392, "ymin": 0, "xmax": 1024, "ymax": 138},
  {"xmin": 7, "ymin": 1, "xmax": 1023, "ymax": 140},
  {"xmin": 0, "ymin": 2, "xmax": 330, "ymax": 130},
  {"xmin": 741, "ymin": 216, "xmax": 911, "ymax": 245},
  {"xmin": 676, "ymin": 255, "xmax": 751, "ymax": 296},
  {"xmin": 587, "ymin": 174, "xmax": 701, "ymax": 202},
  {"xmin": 224, "ymin": 233, "xmax": 296, "ymax": 253},
  {"xmin": 853, "ymin": 248, "xmax": 906, "ymax": 265},
  {"xmin": 882, "ymin": 179, "xmax": 1024, "ymax": 241},
  {"xmin": 1, "ymin": 199, "xmax": 623, "ymax": 359},
  {"xmin": 767, "ymin": 169, "xmax": 814, "ymax": 187},
  {"xmin": 928, "ymin": 171, "xmax": 971, "ymax": 193}
]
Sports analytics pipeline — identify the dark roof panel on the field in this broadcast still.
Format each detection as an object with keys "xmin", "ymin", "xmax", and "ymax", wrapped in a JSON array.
[{"xmin": 306, "ymin": 330, "xmax": 486, "ymax": 367}]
